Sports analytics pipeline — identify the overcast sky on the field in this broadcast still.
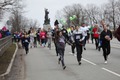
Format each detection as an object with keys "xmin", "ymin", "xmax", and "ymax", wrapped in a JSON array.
[
  {"xmin": 25, "ymin": 0, "xmax": 108, "ymax": 27},
  {"xmin": 0, "ymin": 0, "xmax": 108, "ymax": 29}
]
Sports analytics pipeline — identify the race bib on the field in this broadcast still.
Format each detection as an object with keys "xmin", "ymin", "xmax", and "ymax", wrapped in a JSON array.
[
  {"xmin": 76, "ymin": 35, "xmax": 80, "ymax": 39},
  {"xmin": 25, "ymin": 40, "xmax": 28, "ymax": 42},
  {"xmin": 63, "ymin": 31, "xmax": 66, "ymax": 33}
]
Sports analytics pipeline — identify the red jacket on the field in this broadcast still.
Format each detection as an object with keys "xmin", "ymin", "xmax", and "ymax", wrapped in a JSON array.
[
  {"xmin": 40, "ymin": 31, "xmax": 46, "ymax": 39},
  {"xmin": 92, "ymin": 28, "xmax": 99, "ymax": 38}
]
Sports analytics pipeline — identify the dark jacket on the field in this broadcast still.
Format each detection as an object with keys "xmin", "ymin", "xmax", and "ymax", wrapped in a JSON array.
[
  {"xmin": 56, "ymin": 36, "xmax": 65, "ymax": 50},
  {"xmin": 114, "ymin": 26, "xmax": 120, "ymax": 41},
  {"xmin": 100, "ymin": 30, "xmax": 112, "ymax": 47}
]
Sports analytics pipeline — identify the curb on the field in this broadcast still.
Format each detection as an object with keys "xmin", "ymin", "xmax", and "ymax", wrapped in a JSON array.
[{"xmin": 0, "ymin": 43, "xmax": 18, "ymax": 80}]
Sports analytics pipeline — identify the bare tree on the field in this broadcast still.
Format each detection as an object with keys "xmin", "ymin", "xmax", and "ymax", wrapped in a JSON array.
[
  {"xmin": 104, "ymin": 0, "xmax": 118, "ymax": 30},
  {"xmin": 28, "ymin": 19, "xmax": 40, "ymax": 29},
  {"xmin": 63, "ymin": 4, "xmax": 84, "ymax": 26},
  {"xmin": 9, "ymin": 0, "xmax": 25, "ymax": 32},
  {"xmin": 10, "ymin": 10, "xmax": 22, "ymax": 32},
  {"xmin": 0, "ymin": 0, "xmax": 21, "ymax": 21},
  {"xmin": 55, "ymin": 10, "xmax": 64, "ymax": 24},
  {"xmin": 85, "ymin": 4, "xmax": 101, "ymax": 24}
]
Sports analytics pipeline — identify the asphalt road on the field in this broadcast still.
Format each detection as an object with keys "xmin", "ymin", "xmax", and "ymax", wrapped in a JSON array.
[{"xmin": 24, "ymin": 41, "xmax": 120, "ymax": 80}]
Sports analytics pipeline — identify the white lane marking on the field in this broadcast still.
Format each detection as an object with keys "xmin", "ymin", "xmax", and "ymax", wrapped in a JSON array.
[
  {"xmin": 69, "ymin": 52, "xmax": 73, "ymax": 55},
  {"xmin": 102, "ymin": 68, "xmax": 120, "ymax": 77},
  {"xmin": 82, "ymin": 58, "xmax": 97, "ymax": 66},
  {"xmin": 69, "ymin": 52, "xmax": 97, "ymax": 65},
  {"xmin": 68, "ymin": 52, "xmax": 120, "ymax": 77}
]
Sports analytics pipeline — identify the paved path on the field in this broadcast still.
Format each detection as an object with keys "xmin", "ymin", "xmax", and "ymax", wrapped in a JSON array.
[{"xmin": 25, "ymin": 39, "xmax": 120, "ymax": 80}]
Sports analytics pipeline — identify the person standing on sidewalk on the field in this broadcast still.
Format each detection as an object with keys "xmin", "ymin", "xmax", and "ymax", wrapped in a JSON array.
[
  {"xmin": 73, "ymin": 26, "xmax": 85, "ymax": 65},
  {"xmin": 100, "ymin": 24, "xmax": 112, "ymax": 64},
  {"xmin": 56, "ymin": 31, "xmax": 66, "ymax": 70}
]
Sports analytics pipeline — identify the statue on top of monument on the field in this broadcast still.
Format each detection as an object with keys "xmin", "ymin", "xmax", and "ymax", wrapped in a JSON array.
[{"xmin": 44, "ymin": 8, "xmax": 50, "ymax": 25}]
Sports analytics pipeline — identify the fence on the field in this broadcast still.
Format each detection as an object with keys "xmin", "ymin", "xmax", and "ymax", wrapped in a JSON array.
[{"xmin": 0, "ymin": 36, "xmax": 12, "ymax": 56}]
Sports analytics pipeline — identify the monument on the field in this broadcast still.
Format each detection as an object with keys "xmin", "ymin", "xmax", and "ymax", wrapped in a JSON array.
[{"xmin": 43, "ymin": 8, "xmax": 51, "ymax": 31}]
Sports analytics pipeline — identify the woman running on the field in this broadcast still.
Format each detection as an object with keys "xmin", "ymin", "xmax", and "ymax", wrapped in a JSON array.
[{"xmin": 56, "ymin": 31, "xmax": 66, "ymax": 70}]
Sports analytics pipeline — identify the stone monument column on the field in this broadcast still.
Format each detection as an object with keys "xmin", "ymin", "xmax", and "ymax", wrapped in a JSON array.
[{"xmin": 43, "ymin": 8, "xmax": 51, "ymax": 31}]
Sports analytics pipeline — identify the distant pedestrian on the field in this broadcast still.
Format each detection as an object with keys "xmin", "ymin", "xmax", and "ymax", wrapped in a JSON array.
[
  {"xmin": 40, "ymin": 29, "xmax": 47, "ymax": 47},
  {"xmin": 47, "ymin": 28, "xmax": 52, "ymax": 49},
  {"xmin": 100, "ymin": 24, "xmax": 112, "ymax": 64},
  {"xmin": 23, "ymin": 32, "xmax": 30, "ymax": 54},
  {"xmin": 29, "ymin": 29, "xmax": 35, "ymax": 48},
  {"xmin": 80, "ymin": 23, "xmax": 88, "ymax": 50},
  {"xmin": 33, "ymin": 29, "xmax": 37, "ymax": 48},
  {"xmin": 89, "ymin": 26, "xmax": 94, "ymax": 44},
  {"xmin": 37, "ymin": 28, "xmax": 41, "ymax": 44},
  {"xmin": 92, "ymin": 24, "xmax": 100, "ymax": 50}
]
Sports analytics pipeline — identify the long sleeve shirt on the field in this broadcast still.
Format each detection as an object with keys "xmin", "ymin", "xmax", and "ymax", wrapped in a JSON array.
[
  {"xmin": 100, "ymin": 30, "xmax": 112, "ymax": 47},
  {"xmin": 73, "ymin": 29, "xmax": 85, "ymax": 45}
]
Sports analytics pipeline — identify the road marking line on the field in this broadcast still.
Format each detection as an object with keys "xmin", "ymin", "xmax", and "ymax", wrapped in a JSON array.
[
  {"xmin": 69, "ymin": 52, "xmax": 96, "ymax": 65},
  {"xmin": 69, "ymin": 52, "xmax": 73, "ymax": 55},
  {"xmin": 82, "ymin": 58, "xmax": 97, "ymax": 66},
  {"xmin": 112, "ymin": 46, "xmax": 120, "ymax": 49},
  {"xmin": 102, "ymin": 68, "xmax": 120, "ymax": 77}
]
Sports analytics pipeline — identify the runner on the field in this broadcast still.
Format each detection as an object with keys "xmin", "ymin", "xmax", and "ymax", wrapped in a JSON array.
[
  {"xmin": 56, "ymin": 31, "xmax": 66, "ymax": 70},
  {"xmin": 92, "ymin": 24, "xmax": 100, "ymax": 50},
  {"xmin": 52, "ymin": 27, "xmax": 59, "ymax": 56},
  {"xmin": 100, "ymin": 24, "xmax": 112, "ymax": 64},
  {"xmin": 80, "ymin": 23, "xmax": 88, "ymax": 50},
  {"xmin": 29, "ymin": 28, "xmax": 35, "ymax": 48},
  {"xmin": 73, "ymin": 26, "xmax": 85, "ymax": 65},
  {"xmin": 40, "ymin": 29, "xmax": 47, "ymax": 47},
  {"xmin": 23, "ymin": 32, "xmax": 30, "ymax": 54}
]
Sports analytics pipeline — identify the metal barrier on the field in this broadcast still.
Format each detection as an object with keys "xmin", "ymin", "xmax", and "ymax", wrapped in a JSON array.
[{"xmin": 0, "ymin": 36, "xmax": 12, "ymax": 56}]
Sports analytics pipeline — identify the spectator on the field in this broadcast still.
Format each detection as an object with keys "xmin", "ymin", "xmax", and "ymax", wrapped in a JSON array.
[
  {"xmin": 6, "ymin": 30, "xmax": 11, "ymax": 36},
  {"xmin": 0, "ymin": 30, "xmax": 2, "ymax": 39}
]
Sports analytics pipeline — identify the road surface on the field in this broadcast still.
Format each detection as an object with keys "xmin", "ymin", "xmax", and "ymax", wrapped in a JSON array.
[{"xmin": 24, "ymin": 40, "xmax": 120, "ymax": 80}]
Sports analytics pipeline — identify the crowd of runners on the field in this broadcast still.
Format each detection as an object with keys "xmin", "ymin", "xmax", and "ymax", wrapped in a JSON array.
[{"xmin": 12, "ymin": 20, "xmax": 114, "ymax": 70}]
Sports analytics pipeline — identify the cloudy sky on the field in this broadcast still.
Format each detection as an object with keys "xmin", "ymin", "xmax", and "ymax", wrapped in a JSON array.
[
  {"xmin": 25, "ymin": 0, "xmax": 108, "ymax": 27},
  {"xmin": 0, "ymin": 0, "xmax": 108, "ymax": 29}
]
